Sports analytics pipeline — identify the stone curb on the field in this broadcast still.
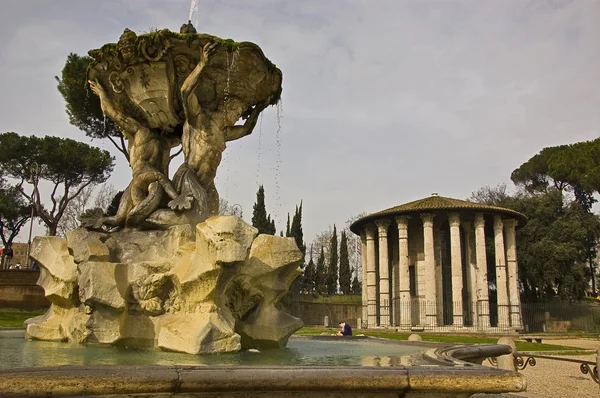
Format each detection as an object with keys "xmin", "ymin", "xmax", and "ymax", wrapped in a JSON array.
[{"xmin": 0, "ymin": 365, "xmax": 526, "ymax": 397}]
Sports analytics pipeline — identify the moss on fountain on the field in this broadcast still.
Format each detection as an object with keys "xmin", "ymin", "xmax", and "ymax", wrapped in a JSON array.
[
  {"xmin": 86, "ymin": 24, "xmax": 282, "ymax": 109},
  {"xmin": 88, "ymin": 27, "xmax": 281, "ymax": 76}
]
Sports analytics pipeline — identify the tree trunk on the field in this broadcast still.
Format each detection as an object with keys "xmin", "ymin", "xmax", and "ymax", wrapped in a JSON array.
[
  {"xmin": 47, "ymin": 223, "xmax": 58, "ymax": 237},
  {"xmin": 590, "ymin": 255, "xmax": 596, "ymax": 295}
]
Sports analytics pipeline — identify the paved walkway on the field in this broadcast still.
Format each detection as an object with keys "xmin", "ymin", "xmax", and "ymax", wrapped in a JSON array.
[{"xmin": 506, "ymin": 339, "xmax": 599, "ymax": 397}]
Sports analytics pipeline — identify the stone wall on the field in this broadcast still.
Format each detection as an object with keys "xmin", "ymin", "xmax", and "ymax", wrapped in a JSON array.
[
  {"xmin": 0, "ymin": 270, "xmax": 49, "ymax": 310},
  {"xmin": 285, "ymin": 301, "xmax": 362, "ymax": 328}
]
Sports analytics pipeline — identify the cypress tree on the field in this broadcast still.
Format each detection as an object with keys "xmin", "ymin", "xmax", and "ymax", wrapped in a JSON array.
[
  {"xmin": 315, "ymin": 247, "xmax": 326, "ymax": 294},
  {"xmin": 326, "ymin": 225, "xmax": 338, "ymax": 294},
  {"xmin": 269, "ymin": 217, "xmax": 276, "ymax": 235},
  {"xmin": 285, "ymin": 203, "xmax": 306, "ymax": 294},
  {"xmin": 351, "ymin": 270, "xmax": 362, "ymax": 295},
  {"xmin": 252, "ymin": 185, "xmax": 276, "ymax": 235},
  {"xmin": 302, "ymin": 248, "xmax": 315, "ymax": 293},
  {"xmin": 290, "ymin": 202, "xmax": 306, "ymax": 255},
  {"xmin": 339, "ymin": 230, "xmax": 351, "ymax": 294}
]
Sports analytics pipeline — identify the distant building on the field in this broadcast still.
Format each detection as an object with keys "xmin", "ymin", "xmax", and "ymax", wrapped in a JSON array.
[
  {"xmin": 350, "ymin": 193, "xmax": 527, "ymax": 332},
  {"xmin": 3, "ymin": 242, "xmax": 30, "ymax": 269}
]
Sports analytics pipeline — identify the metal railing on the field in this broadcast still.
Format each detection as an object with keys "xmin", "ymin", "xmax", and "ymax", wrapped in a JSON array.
[
  {"xmin": 362, "ymin": 298, "xmax": 518, "ymax": 331},
  {"xmin": 489, "ymin": 352, "xmax": 599, "ymax": 388},
  {"xmin": 290, "ymin": 297, "xmax": 600, "ymax": 333}
]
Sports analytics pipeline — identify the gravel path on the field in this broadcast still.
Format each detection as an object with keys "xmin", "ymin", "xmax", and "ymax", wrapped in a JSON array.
[
  {"xmin": 500, "ymin": 339, "xmax": 600, "ymax": 397},
  {"xmin": 511, "ymin": 353, "xmax": 598, "ymax": 397}
]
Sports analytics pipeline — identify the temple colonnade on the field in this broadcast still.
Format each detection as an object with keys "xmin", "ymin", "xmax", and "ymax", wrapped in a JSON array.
[{"xmin": 351, "ymin": 194, "xmax": 526, "ymax": 331}]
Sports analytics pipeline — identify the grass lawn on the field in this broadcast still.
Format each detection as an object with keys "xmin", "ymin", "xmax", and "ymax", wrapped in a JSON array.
[
  {"xmin": 0, "ymin": 310, "xmax": 43, "ymax": 328},
  {"xmin": 294, "ymin": 327, "xmax": 584, "ymax": 352}
]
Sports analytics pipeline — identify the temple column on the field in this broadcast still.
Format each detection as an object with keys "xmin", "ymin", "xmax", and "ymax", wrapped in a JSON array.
[
  {"xmin": 421, "ymin": 213, "xmax": 437, "ymax": 328},
  {"xmin": 396, "ymin": 216, "xmax": 411, "ymax": 329},
  {"xmin": 462, "ymin": 221, "xmax": 478, "ymax": 326},
  {"xmin": 504, "ymin": 219, "xmax": 522, "ymax": 329},
  {"xmin": 474, "ymin": 213, "xmax": 490, "ymax": 329},
  {"xmin": 434, "ymin": 224, "xmax": 443, "ymax": 325},
  {"xmin": 376, "ymin": 220, "xmax": 391, "ymax": 327},
  {"xmin": 360, "ymin": 230, "xmax": 368, "ymax": 328},
  {"xmin": 448, "ymin": 213, "xmax": 463, "ymax": 327},
  {"xmin": 365, "ymin": 224, "xmax": 377, "ymax": 327},
  {"xmin": 494, "ymin": 216, "xmax": 510, "ymax": 329},
  {"xmin": 391, "ymin": 238, "xmax": 399, "ymax": 326}
]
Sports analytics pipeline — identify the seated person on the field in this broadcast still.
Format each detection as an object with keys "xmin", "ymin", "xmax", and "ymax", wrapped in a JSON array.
[{"xmin": 336, "ymin": 321, "xmax": 352, "ymax": 336}]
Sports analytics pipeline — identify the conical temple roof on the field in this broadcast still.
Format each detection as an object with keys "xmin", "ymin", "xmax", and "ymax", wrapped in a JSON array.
[{"xmin": 350, "ymin": 194, "xmax": 527, "ymax": 233}]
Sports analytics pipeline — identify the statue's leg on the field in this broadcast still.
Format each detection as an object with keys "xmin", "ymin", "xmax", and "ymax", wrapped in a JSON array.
[
  {"xmin": 131, "ymin": 167, "xmax": 192, "ymax": 212},
  {"xmin": 156, "ymin": 173, "xmax": 182, "ymax": 201},
  {"xmin": 130, "ymin": 174, "xmax": 152, "ymax": 206},
  {"xmin": 155, "ymin": 173, "xmax": 193, "ymax": 211},
  {"xmin": 127, "ymin": 182, "xmax": 163, "ymax": 227},
  {"xmin": 100, "ymin": 186, "xmax": 133, "ymax": 227},
  {"xmin": 172, "ymin": 164, "xmax": 210, "ymax": 215}
]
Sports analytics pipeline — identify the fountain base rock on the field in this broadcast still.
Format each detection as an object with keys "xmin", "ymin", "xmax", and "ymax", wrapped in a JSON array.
[{"xmin": 25, "ymin": 216, "xmax": 303, "ymax": 354}]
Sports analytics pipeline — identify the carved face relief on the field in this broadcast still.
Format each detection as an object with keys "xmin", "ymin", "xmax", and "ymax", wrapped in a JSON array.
[
  {"xmin": 121, "ymin": 44, "xmax": 136, "ymax": 64},
  {"xmin": 118, "ymin": 29, "xmax": 138, "ymax": 64},
  {"xmin": 139, "ymin": 37, "xmax": 170, "ymax": 62},
  {"xmin": 174, "ymin": 55, "xmax": 192, "ymax": 76}
]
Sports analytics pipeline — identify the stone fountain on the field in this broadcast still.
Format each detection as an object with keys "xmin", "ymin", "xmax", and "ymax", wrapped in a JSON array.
[
  {"xmin": 3, "ymin": 20, "xmax": 529, "ymax": 398},
  {"xmin": 24, "ymin": 22, "xmax": 303, "ymax": 355}
]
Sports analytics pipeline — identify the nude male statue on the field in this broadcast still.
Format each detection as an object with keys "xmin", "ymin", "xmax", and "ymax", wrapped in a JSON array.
[
  {"xmin": 177, "ymin": 42, "xmax": 268, "ymax": 215},
  {"xmin": 87, "ymin": 79, "xmax": 191, "ymax": 227}
]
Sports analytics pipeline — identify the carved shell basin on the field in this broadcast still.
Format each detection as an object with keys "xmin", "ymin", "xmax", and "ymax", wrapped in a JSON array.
[{"xmin": 87, "ymin": 29, "xmax": 283, "ymax": 132}]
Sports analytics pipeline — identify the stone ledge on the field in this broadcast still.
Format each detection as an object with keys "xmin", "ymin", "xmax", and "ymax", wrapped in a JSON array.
[{"xmin": 0, "ymin": 365, "xmax": 526, "ymax": 397}]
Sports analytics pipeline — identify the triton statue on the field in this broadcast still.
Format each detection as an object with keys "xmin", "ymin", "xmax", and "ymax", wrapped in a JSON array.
[{"xmin": 81, "ymin": 24, "xmax": 282, "ymax": 230}]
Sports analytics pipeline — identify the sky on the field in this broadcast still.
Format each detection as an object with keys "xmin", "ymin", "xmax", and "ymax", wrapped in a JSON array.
[{"xmin": 1, "ymin": 0, "xmax": 599, "ymax": 245}]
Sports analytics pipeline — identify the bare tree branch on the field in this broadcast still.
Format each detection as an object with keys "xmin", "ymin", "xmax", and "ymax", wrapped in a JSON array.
[
  {"xmin": 49, "ymin": 182, "xmax": 61, "ymax": 216},
  {"xmin": 106, "ymin": 134, "xmax": 130, "ymax": 162}
]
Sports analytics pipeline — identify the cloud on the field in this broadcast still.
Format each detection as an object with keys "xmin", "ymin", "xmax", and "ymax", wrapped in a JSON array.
[{"xmin": 0, "ymin": 0, "xmax": 599, "ymax": 244}]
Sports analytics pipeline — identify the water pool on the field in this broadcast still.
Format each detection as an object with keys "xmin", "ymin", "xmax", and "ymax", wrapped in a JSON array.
[{"xmin": 0, "ymin": 330, "xmax": 429, "ymax": 368}]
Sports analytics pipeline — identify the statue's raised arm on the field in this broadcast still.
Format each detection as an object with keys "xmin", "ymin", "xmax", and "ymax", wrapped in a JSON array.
[
  {"xmin": 181, "ymin": 42, "xmax": 218, "ymax": 121},
  {"xmin": 88, "ymin": 79, "xmax": 141, "ymax": 140},
  {"xmin": 224, "ymin": 100, "xmax": 268, "ymax": 142}
]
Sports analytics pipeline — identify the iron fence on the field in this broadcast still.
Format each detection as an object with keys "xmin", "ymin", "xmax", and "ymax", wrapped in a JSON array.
[
  {"xmin": 521, "ymin": 300, "xmax": 600, "ymax": 333},
  {"xmin": 287, "ymin": 297, "xmax": 600, "ymax": 333}
]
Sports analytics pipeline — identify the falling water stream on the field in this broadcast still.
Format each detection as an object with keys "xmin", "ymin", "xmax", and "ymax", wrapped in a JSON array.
[
  {"xmin": 221, "ymin": 49, "xmax": 241, "ymax": 199},
  {"xmin": 184, "ymin": 1, "xmax": 284, "ymax": 222},
  {"xmin": 273, "ymin": 99, "xmax": 284, "ymax": 224},
  {"xmin": 255, "ymin": 113, "xmax": 263, "ymax": 187}
]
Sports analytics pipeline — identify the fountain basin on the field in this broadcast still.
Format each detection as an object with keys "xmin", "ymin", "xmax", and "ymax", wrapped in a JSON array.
[{"xmin": 0, "ymin": 330, "xmax": 526, "ymax": 397}]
